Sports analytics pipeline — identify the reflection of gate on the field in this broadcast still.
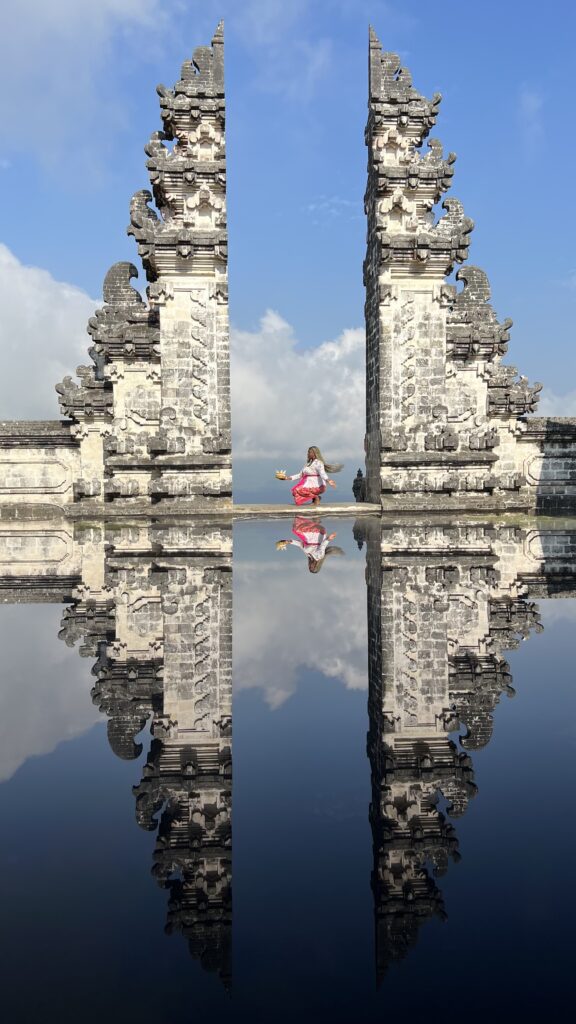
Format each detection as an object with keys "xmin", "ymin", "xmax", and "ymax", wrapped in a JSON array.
[
  {"xmin": 357, "ymin": 515, "xmax": 576, "ymax": 978},
  {"xmin": 0, "ymin": 516, "xmax": 233, "ymax": 985}
]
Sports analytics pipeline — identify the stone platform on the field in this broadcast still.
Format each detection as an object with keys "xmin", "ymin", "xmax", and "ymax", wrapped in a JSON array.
[
  {"xmin": 0, "ymin": 500, "xmax": 379, "ymax": 521},
  {"xmin": 230, "ymin": 502, "xmax": 380, "ymax": 519}
]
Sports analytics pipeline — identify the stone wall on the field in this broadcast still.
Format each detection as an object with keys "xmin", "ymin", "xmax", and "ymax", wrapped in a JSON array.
[{"xmin": 0, "ymin": 421, "xmax": 79, "ymax": 511}]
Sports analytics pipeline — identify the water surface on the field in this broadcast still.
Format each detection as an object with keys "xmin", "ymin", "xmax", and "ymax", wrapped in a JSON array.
[{"xmin": 0, "ymin": 517, "xmax": 574, "ymax": 1022}]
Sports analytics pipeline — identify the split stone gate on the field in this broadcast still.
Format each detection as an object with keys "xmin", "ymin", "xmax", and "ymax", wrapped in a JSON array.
[{"xmin": 0, "ymin": 23, "xmax": 575, "ymax": 514}]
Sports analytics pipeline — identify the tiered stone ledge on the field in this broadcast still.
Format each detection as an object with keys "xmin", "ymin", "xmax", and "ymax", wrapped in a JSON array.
[
  {"xmin": 0, "ymin": 500, "xmax": 379, "ymax": 521},
  {"xmin": 0, "ymin": 421, "xmax": 78, "ymax": 448}
]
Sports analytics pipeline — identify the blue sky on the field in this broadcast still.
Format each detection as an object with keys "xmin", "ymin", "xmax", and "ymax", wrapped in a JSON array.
[{"xmin": 0, "ymin": 0, "xmax": 575, "ymax": 496}]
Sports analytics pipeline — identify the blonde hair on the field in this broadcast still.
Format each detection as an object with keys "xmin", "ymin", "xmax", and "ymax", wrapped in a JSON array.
[
  {"xmin": 307, "ymin": 445, "xmax": 343, "ymax": 474},
  {"xmin": 307, "ymin": 545, "xmax": 345, "ymax": 573}
]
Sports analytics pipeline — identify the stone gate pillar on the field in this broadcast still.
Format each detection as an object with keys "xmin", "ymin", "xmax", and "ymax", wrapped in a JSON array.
[
  {"xmin": 51, "ymin": 24, "xmax": 232, "ymax": 513},
  {"xmin": 363, "ymin": 29, "xmax": 565, "ymax": 512},
  {"xmin": 128, "ymin": 22, "xmax": 231, "ymax": 507}
]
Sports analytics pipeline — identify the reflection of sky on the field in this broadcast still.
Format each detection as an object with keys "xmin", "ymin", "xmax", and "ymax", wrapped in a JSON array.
[
  {"xmin": 397, "ymin": 601, "xmax": 576, "ymax": 1016},
  {"xmin": 0, "ymin": 531, "xmax": 575, "ymax": 1020},
  {"xmin": 233, "ymin": 519, "xmax": 367, "ymax": 707},
  {"xmin": 233, "ymin": 597, "xmax": 576, "ymax": 1020}
]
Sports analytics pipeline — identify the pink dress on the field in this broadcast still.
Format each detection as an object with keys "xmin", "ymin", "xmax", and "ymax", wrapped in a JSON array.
[
  {"xmin": 290, "ymin": 517, "xmax": 329, "ymax": 559},
  {"xmin": 289, "ymin": 459, "xmax": 328, "ymax": 506}
]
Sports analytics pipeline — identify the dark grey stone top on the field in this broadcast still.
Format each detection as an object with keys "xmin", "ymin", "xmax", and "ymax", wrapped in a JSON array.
[
  {"xmin": 447, "ymin": 266, "xmax": 513, "ymax": 362},
  {"xmin": 368, "ymin": 26, "xmax": 441, "ymax": 138},
  {"xmin": 0, "ymin": 420, "xmax": 78, "ymax": 447},
  {"xmin": 157, "ymin": 21, "xmax": 225, "ymax": 140},
  {"xmin": 520, "ymin": 418, "xmax": 576, "ymax": 441}
]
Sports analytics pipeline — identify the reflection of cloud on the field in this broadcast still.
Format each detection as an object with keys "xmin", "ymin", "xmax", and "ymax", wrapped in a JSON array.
[
  {"xmin": 0, "ymin": 605, "xmax": 101, "ymax": 782},
  {"xmin": 234, "ymin": 558, "xmax": 367, "ymax": 708},
  {"xmin": 538, "ymin": 599, "xmax": 576, "ymax": 626},
  {"xmin": 231, "ymin": 310, "xmax": 365, "ymax": 462}
]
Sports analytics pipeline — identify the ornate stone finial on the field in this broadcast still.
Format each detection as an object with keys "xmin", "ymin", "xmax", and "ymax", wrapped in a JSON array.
[
  {"xmin": 102, "ymin": 262, "xmax": 143, "ymax": 307},
  {"xmin": 447, "ymin": 266, "xmax": 513, "ymax": 361},
  {"xmin": 368, "ymin": 29, "xmax": 441, "ymax": 140},
  {"xmin": 157, "ymin": 22, "xmax": 225, "ymax": 128},
  {"xmin": 369, "ymin": 24, "xmax": 380, "ymax": 45}
]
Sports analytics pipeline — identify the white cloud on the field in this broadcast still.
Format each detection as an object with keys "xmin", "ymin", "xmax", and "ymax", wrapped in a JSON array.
[
  {"xmin": 0, "ymin": 543, "xmax": 368, "ymax": 781},
  {"xmin": 247, "ymin": 34, "xmax": 333, "ymax": 101},
  {"xmin": 0, "ymin": 0, "xmax": 336, "ymax": 172},
  {"xmin": 230, "ymin": 0, "xmax": 310, "ymax": 47},
  {"xmin": 227, "ymin": 0, "xmax": 415, "ymax": 101},
  {"xmin": 0, "ymin": 0, "xmax": 417, "ymax": 173},
  {"xmin": 231, "ymin": 310, "xmax": 365, "ymax": 461},
  {"xmin": 287, "ymin": 37, "xmax": 333, "ymax": 101},
  {"xmin": 0, "ymin": 0, "xmax": 175, "ymax": 172},
  {"xmin": 326, "ymin": 0, "xmax": 417, "ymax": 30},
  {"xmin": 227, "ymin": 0, "xmax": 333, "ymax": 100},
  {"xmin": 518, "ymin": 85, "xmax": 544, "ymax": 153},
  {"xmin": 537, "ymin": 389, "xmax": 576, "ymax": 417},
  {"xmin": 538, "ymin": 598, "xmax": 576, "ymax": 626},
  {"xmin": 306, "ymin": 195, "xmax": 361, "ymax": 222},
  {"xmin": 234, "ymin": 556, "xmax": 367, "ymax": 708},
  {"xmin": 0, "ymin": 604, "xmax": 101, "ymax": 782},
  {"xmin": 0, "ymin": 245, "xmax": 365, "ymax": 463},
  {"xmin": 0, "ymin": 243, "xmax": 97, "ymax": 419}
]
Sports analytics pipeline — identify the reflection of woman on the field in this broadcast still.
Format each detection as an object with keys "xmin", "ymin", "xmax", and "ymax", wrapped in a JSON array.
[
  {"xmin": 277, "ymin": 517, "xmax": 344, "ymax": 574},
  {"xmin": 279, "ymin": 446, "xmax": 343, "ymax": 506}
]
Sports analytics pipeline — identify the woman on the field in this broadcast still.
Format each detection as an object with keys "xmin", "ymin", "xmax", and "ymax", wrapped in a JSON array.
[
  {"xmin": 277, "ymin": 446, "xmax": 342, "ymax": 506},
  {"xmin": 276, "ymin": 517, "xmax": 344, "ymax": 573}
]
